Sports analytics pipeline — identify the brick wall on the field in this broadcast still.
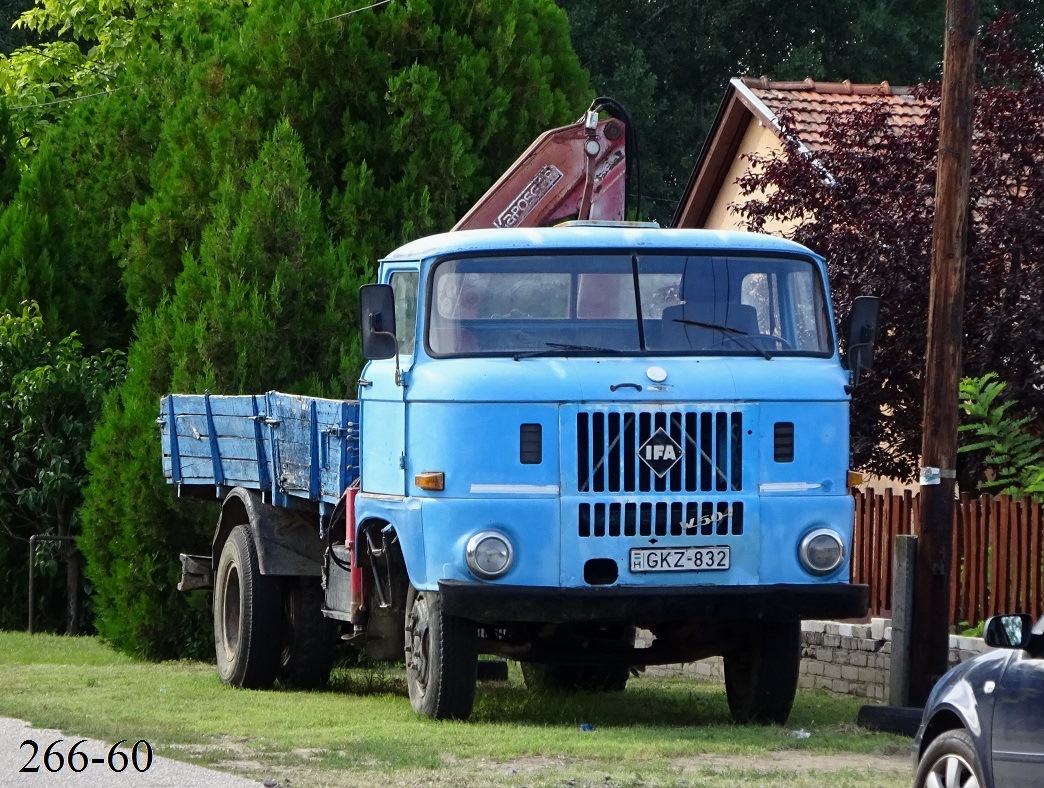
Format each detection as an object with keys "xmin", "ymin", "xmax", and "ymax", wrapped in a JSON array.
[{"xmin": 639, "ymin": 619, "xmax": 991, "ymax": 702}]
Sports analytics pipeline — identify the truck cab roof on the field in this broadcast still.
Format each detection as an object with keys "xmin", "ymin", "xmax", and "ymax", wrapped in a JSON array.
[{"xmin": 381, "ymin": 226, "xmax": 821, "ymax": 263}]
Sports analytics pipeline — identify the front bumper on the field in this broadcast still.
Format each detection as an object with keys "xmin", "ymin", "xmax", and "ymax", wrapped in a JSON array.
[{"xmin": 439, "ymin": 580, "xmax": 868, "ymax": 624}]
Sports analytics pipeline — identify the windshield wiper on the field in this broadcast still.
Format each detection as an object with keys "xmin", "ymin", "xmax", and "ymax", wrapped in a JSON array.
[
  {"xmin": 513, "ymin": 342, "xmax": 623, "ymax": 361},
  {"xmin": 671, "ymin": 319, "xmax": 772, "ymax": 360}
]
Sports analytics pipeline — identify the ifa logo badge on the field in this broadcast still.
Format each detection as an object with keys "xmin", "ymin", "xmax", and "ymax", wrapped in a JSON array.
[{"xmin": 638, "ymin": 428, "xmax": 684, "ymax": 477}]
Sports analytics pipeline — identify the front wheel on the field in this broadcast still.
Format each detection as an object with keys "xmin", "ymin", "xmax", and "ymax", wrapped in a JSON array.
[
  {"xmin": 724, "ymin": 619, "xmax": 800, "ymax": 724},
  {"xmin": 913, "ymin": 729, "xmax": 983, "ymax": 788},
  {"xmin": 213, "ymin": 525, "xmax": 282, "ymax": 688},
  {"xmin": 404, "ymin": 585, "xmax": 478, "ymax": 720}
]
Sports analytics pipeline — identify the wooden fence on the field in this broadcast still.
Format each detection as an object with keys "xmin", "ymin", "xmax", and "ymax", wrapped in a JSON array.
[{"xmin": 851, "ymin": 488, "xmax": 1044, "ymax": 626}]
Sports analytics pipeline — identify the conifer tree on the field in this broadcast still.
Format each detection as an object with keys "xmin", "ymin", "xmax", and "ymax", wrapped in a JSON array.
[
  {"xmin": 74, "ymin": 0, "xmax": 587, "ymax": 658},
  {"xmin": 83, "ymin": 123, "xmax": 369, "ymax": 657},
  {"xmin": 0, "ymin": 146, "xmax": 79, "ymax": 334}
]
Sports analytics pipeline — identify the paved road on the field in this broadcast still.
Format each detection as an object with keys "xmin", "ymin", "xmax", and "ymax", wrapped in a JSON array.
[{"xmin": 1, "ymin": 718, "xmax": 262, "ymax": 787}]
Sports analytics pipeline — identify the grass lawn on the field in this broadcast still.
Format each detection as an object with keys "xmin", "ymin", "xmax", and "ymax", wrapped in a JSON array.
[{"xmin": 0, "ymin": 632, "xmax": 913, "ymax": 787}]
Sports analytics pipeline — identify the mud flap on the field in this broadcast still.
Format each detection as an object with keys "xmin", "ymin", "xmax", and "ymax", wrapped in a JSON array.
[{"xmin": 178, "ymin": 553, "xmax": 213, "ymax": 591}]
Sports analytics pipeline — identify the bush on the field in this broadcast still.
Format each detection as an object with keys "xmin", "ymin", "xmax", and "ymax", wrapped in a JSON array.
[
  {"xmin": 0, "ymin": 302, "xmax": 123, "ymax": 633},
  {"xmin": 958, "ymin": 372, "xmax": 1044, "ymax": 500}
]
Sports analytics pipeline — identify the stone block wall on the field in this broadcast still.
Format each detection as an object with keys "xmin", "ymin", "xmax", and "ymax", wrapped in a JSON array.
[{"xmin": 638, "ymin": 619, "xmax": 991, "ymax": 702}]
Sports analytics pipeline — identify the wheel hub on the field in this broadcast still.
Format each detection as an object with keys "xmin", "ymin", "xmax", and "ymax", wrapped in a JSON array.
[
  {"xmin": 407, "ymin": 594, "xmax": 432, "ymax": 691},
  {"xmin": 222, "ymin": 566, "xmax": 242, "ymax": 659},
  {"xmin": 926, "ymin": 753, "xmax": 979, "ymax": 788}
]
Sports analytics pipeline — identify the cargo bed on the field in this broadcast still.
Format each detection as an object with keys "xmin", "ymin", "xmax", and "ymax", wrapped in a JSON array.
[{"xmin": 159, "ymin": 392, "xmax": 359, "ymax": 514}]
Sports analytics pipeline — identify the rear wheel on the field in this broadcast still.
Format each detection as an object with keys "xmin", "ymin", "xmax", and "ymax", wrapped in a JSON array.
[
  {"xmin": 724, "ymin": 619, "xmax": 800, "ymax": 724},
  {"xmin": 279, "ymin": 576, "xmax": 337, "ymax": 688},
  {"xmin": 520, "ymin": 626, "xmax": 635, "ymax": 693},
  {"xmin": 520, "ymin": 662, "xmax": 630, "ymax": 693},
  {"xmin": 913, "ymin": 729, "xmax": 982, "ymax": 788},
  {"xmin": 213, "ymin": 525, "xmax": 282, "ymax": 688},
  {"xmin": 404, "ymin": 585, "xmax": 478, "ymax": 720}
]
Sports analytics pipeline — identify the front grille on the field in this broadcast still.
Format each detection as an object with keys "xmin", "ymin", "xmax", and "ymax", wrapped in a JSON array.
[
  {"xmin": 578, "ymin": 501, "xmax": 744, "ymax": 537},
  {"xmin": 577, "ymin": 410, "xmax": 743, "ymax": 493}
]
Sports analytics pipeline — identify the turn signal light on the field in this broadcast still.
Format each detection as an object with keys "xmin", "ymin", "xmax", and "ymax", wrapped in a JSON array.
[
  {"xmin": 415, "ymin": 471, "xmax": 445, "ymax": 491},
  {"xmin": 847, "ymin": 470, "xmax": 865, "ymax": 488}
]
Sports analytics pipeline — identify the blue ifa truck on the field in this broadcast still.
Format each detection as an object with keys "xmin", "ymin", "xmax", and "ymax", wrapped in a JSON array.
[{"xmin": 163, "ymin": 223, "xmax": 878, "ymax": 723}]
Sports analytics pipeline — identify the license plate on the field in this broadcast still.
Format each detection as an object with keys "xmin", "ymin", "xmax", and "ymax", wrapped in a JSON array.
[{"xmin": 629, "ymin": 545, "xmax": 730, "ymax": 573}]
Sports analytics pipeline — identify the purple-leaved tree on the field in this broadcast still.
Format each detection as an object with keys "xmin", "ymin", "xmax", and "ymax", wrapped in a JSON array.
[{"xmin": 734, "ymin": 14, "xmax": 1044, "ymax": 490}]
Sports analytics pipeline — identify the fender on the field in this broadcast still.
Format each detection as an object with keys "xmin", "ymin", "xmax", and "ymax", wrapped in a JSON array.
[
  {"xmin": 214, "ymin": 487, "xmax": 322, "ymax": 576},
  {"xmin": 355, "ymin": 493, "xmax": 426, "ymax": 588}
]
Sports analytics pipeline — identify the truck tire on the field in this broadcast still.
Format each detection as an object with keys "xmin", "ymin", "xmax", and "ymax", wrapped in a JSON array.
[
  {"xmin": 214, "ymin": 525, "xmax": 282, "ymax": 688},
  {"xmin": 520, "ymin": 662, "xmax": 630, "ymax": 693},
  {"xmin": 278, "ymin": 576, "xmax": 337, "ymax": 689},
  {"xmin": 520, "ymin": 625, "xmax": 634, "ymax": 693},
  {"xmin": 404, "ymin": 585, "xmax": 477, "ymax": 720},
  {"xmin": 724, "ymin": 619, "xmax": 801, "ymax": 724}
]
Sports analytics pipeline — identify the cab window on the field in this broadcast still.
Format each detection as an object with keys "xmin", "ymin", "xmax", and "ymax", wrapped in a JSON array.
[{"xmin": 390, "ymin": 271, "xmax": 418, "ymax": 355}]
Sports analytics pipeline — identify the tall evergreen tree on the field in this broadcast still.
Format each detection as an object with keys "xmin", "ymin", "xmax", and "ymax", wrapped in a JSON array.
[
  {"xmin": 82, "ymin": 123, "xmax": 356, "ymax": 657},
  {"xmin": 0, "ymin": 135, "xmax": 132, "ymax": 351},
  {"xmin": 78, "ymin": 0, "xmax": 589, "ymax": 658},
  {"xmin": 0, "ymin": 146, "xmax": 78, "ymax": 332}
]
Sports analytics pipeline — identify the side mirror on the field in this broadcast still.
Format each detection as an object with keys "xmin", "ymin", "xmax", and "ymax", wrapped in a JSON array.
[
  {"xmin": 984, "ymin": 614, "xmax": 1034, "ymax": 650},
  {"xmin": 360, "ymin": 284, "xmax": 397, "ymax": 361},
  {"xmin": 845, "ymin": 296, "xmax": 880, "ymax": 386}
]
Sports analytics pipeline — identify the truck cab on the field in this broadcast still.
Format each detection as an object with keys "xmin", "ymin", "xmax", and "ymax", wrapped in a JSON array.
[{"xmin": 350, "ymin": 223, "xmax": 870, "ymax": 721}]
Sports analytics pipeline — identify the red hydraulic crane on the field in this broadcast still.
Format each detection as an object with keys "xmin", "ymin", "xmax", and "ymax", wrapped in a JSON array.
[{"xmin": 454, "ymin": 98, "xmax": 635, "ymax": 230}]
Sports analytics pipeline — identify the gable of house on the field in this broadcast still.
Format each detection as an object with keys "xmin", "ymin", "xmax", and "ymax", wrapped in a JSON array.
[{"xmin": 674, "ymin": 77, "xmax": 931, "ymax": 231}]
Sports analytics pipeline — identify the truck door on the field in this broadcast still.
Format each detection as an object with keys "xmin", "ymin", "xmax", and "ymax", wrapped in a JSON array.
[{"xmin": 359, "ymin": 266, "xmax": 418, "ymax": 496}]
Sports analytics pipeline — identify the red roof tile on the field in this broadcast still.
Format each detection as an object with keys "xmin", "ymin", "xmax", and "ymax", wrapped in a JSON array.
[
  {"xmin": 674, "ymin": 77, "xmax": 936, "ymax": 227},
  {"xmin": 738, "ymin": 77, "xmax": 934, "ymax": 154}
]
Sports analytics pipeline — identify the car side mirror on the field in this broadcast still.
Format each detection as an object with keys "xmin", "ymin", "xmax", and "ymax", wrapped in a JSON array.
[
  {"xmin": 360, "ymin": 284, "xmax": 398, "ymax": 361},
  {"xmin": 984, "ymin": 614, "xmax": 1034, "ymax": 650},
  {"xmin": 845, "ymin": 296, "xmax": 880, "ymax": 386}
]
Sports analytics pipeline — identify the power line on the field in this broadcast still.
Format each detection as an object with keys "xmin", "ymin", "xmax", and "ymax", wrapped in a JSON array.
[
  {"xmin": 10, "ymin": 87, "xmax": 122, "ymax": 111},
  {"xmin": 316, "ymin": 0, "xmax": 392, "ymax": 24}
]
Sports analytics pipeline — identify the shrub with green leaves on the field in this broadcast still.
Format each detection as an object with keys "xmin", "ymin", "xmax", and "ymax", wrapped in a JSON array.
[
  {"xmin": 0, "ymin": 302, "xmax": 124, "ymax": 633},
  {"xmin": 958, "ymin": 372, "xmax": 1044, "ymax": 500}
]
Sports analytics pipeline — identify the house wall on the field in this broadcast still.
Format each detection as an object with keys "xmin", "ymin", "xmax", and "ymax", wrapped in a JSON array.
[{"xmin": 702, "ymin": 118, "xmax": 789, "ymax": 234}]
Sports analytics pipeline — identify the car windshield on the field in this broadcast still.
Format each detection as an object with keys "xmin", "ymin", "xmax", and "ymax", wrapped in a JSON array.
[{"xmin": 427, "ymin": 253, "xmax": 832, "ymax": 357}]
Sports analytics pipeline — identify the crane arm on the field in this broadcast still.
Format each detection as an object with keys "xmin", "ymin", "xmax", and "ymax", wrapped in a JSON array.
[{"xmin": 453, "ymin": 103, "xmax": 629, "ymax": 231}]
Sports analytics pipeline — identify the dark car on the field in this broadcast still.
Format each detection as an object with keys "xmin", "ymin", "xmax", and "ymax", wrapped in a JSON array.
[{"xmin": 913, "ymin": 613, "xmax": 1044, "ymax": 788}]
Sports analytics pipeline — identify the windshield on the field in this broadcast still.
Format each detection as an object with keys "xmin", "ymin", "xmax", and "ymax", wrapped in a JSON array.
[{"xmin": 427, "ymin": 253, "xmax": 832, "ymax": 357}]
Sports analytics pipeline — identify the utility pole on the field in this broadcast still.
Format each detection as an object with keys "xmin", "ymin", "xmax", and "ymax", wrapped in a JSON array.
[{"xmin": 909, "ymin": 0, "xmax": 980, "ymax": 707}]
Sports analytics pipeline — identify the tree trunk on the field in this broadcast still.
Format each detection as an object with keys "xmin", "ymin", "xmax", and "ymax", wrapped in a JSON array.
[{"xmin": 65, "ymin": 542, "xmax": 79, "ymax": 635}]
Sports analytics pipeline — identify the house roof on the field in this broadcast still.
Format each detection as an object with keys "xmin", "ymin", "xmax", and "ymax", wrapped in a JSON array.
[{"xmin": 673, "ymin": 77, "xmax": 933, "ymax": 228}]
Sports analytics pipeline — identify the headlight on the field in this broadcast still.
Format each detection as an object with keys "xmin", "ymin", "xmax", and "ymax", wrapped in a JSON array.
[
  {"xmin": 799, "ymin": 528, "xmax": 845, "ymax": 575},
  {"xmin": 465, "ymin": 531, "xmax": 514, "ymax": 579}
]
